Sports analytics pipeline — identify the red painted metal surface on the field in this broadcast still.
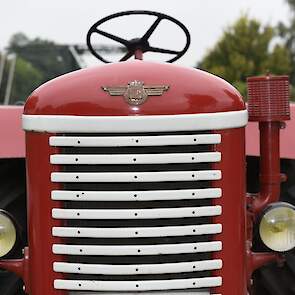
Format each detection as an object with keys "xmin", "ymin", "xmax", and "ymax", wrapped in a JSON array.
[
  {"xmin": 251, "ymin": 122, "xmax": 282, "ymax": 214},
  {"xmin": 246, "ymin": 103, "xmax": 295, "ymax": 159},
  {"xmin": 24, "ymin": 60, "xmax": 245, "ymax": 116},
  {"xmin": 25, "ymin": 132, "xmax": 66, "ymax": 295},
  {"xmin": 211, "ymin": 127, "xmax": 247, "ymax": 295},
  {"xmin": 0, "ymin": 106, "xmax": 25, "ymax": 159}
]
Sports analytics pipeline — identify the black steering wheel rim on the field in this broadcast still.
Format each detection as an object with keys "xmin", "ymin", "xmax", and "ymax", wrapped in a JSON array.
[{"xmin": 86, "ymin": 10, "xmax": 191, "ymax": 63}]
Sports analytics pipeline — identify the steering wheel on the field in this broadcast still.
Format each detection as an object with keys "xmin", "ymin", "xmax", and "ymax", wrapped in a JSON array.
[{"xmin": 86, "ymin": 10, "xmax": 191, "ymax": 63}]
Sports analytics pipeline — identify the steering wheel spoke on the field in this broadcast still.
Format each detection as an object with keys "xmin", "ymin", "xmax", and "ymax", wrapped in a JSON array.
[
  {"xmin": 86, "ymin": 10, "xmax": 190, "ymax": 63},
  {"xmin": 120, "ymin": 51, "xmax": 135, "ymax": 62},
  {"xmin": 94, "ymin": 29, "xmax": 130, "ymax": 46},
  {"xmin": 148, "ymin": 46, "xmax": 181, "ymax": 55},
  {"xmin": 141, "ymin": 16, "xmax": 163, "ymax": 41}
]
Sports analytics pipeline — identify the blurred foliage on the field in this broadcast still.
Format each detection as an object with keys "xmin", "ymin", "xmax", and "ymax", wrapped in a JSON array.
[
  {"xmin": 198, "ymin": 16, "xmax": 292, "ymax": 99},
  {"xmin": 0, "ymin": 56, "xmax": 43, "ymax": 104},
  {"xmin": 9, "ymin": 33, "xmax": 80, "ymax": 83},
  {"xmin": 0, "ymin": 32, "xmax": 80, "ymax": 105}
]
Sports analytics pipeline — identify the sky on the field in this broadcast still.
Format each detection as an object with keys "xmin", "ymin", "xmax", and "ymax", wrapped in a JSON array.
[{"xmin": 0, "ymin": 0, "xmax": 291, "ymax": 67}]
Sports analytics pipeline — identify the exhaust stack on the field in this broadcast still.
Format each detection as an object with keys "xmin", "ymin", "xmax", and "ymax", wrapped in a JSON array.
[{"xmin": 247, "ymin": 75, "xmax": 290, "ymax": 214}]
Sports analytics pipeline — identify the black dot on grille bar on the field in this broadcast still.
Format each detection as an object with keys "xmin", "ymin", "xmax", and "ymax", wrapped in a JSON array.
[
  {"xmin": 137, "ymin": 249, "xmax": 141, "ymax": 253},
  {"xmin": 193, "ymin": 229, "xmax": 196, "ymax": 233},
  {"xmin": 194, "ymin": 246, "xmax": 197, "ymax": 250},
  {"xmin": 136, "ymin": 268, "xmax": 139, "ymax": 272},
  {"xmin": 133, "ymin": 158, "xmax": 137, "ymax": 162},
  {"xmin": 194, "ymin": 138, "xmax": 197, "ymax": 142},
  {"xmin": 192, "ymin": 211, "xmax": 195, "ymax": 214},
  {"xmin": 78, "ymin": 267, "xmax": 81, "ymax": 270},
  {"xmin": 136, "ymin": 284, "xmax": 139, "ymax": 288},
  {"xmin": 76, "ymin": 176, "xmax": 79, "ymax": 179},
  {"xmin": 134, "ymin": 176, "xmax": 138, "ymax": 179},
  {"xmin": 135, "ymin": 231, "xmax": 138, "ymax": 235},
  {"xmin": 192, "ymin": 174, "xmax": 195, "ymax": 178},
  {"xmin": 192, "ymin": 193, "xmax": 195, "ymax": 196},
  {"xmin": 76, "ymin": 194, "xmax": 79, "ymax": 198},
  {"xmin": 134, "ymin": 213, "xmax": 138, "ymax": 216},
  {"xmin": 135, "ymin": 140, "xmax": 139, "ymax": 143},
  {"xmin": 134, "ymin": 194, "xmax": 137, "ymax": 198},
  {"xmin": 79, "ymin": 249, "xmax": 82, "ymax": 252},
  {"xmin": 193, "ymin": 282, "xmax": 196, "ymax": 286},
  {"xmin": 77, "ymin": 231, "xmax": 81, "ymax": 234},
  {"xmin": 78, "ymin": 283, "xmax": 81, "ymax": 287},
  {"xmin": 192, "ymin": 157, "xmax": 195, "ymax": 160},
  {"xmin": 77, "ymin": 213, "xmax": 80, "ymax": 216},
  {"xmin": 75, "ymin": 158, "xmax": 78, "ymax": 162},
  {"xmin": 193, "ymin": 265, "xmax": 196, "ymax": 269},
  {"xmin": 77, "ymin": 140, "xmax": 81, "ymax": 144}
]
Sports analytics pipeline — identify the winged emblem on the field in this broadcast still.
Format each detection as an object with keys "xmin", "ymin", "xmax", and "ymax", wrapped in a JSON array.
[{"xmin": 102, "ymin": 80, "xmax": 169, "ymax": 105}]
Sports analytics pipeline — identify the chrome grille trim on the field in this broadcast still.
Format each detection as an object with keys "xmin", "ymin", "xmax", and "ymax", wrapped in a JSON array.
[
  {"xmin": 51, "ymin": 170, "xmax": 221, "ymax": 183},
  {"xmin": 50, "ymin": 152, "xmax": 221, "ymax": 165},
  {"xmin": 68, "ymin": 292, "xmax": 219, "ymax": 295},
  {"xmin": 52, "ymin": 241, "xmax": 222, "ymax": 256},
  {"xmin": 23, "ymin": 110, "xmax": 247, "ymax": 132},
  {"xmin": 54, "ymin": 277, "xmax": 222, "ymax": 291},
  {"xmin": 51, "ymin": 188, "xmax": 222, "ymax": 202},
  {"xmin": 49, "ymin": 134, "xmax": 221, "ymax": 147},
  {"xmin": 50, "ymin": 129, "xmax": 223, "ymax": 292},
  {"xmin": 53, "ymin": 259, "xmax": 222, "ymax": 275},
  {"xmin": 52, "ymin": 206, "xmax": 221, "ymax": 220},
  {"xmin": 52, "ymin": 224, "xmax": 222, "ymax": 238}
]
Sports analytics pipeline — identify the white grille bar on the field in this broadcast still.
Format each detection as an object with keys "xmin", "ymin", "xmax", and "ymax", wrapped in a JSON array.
[
  {"xmin": 49, "ymin": 134, "xmax": 221, "ymax": 147},
  {"xmin": 52, "ymin": 206, "xmax": 221, "ymax": 220},
  {"xmin": 54, "ymin": 277, "xmax": 222, "ymax": 291},
  {"xmin": 52, "ymin": 241, "xmax": 222, "ymax": 256},
  {"xmin": 68, "ymin": 292, "xmax": 219, "ymax": 295},
  {"xmin": 51, "ymin": 188, "xmax": 222, "ymax": 201},
  {"xmin": 51, "ymin": 170, "xmax": 221, "ymax": 183},
  {"xmin": 53, "ymin": 259, "xmax": 222, "ymax": 275},
  {"xmin": 68, "ymin": 292, "xmax": 217, "ymax": 295},
  {"xmin": 52, "ymin": 224, "xmax": 222, "ymax": 238},
  {"xmin": 50, "ymin": 152, "xmax": 221, "ymax": 165}
]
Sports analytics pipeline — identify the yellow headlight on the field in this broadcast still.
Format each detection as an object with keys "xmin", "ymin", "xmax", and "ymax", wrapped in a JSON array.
[
  {"xmin": 0, "ymin": 211, "xmax": 17, "ymax": 257},
  {"xmin": 259, "ymin": 202, "xmax": 295, "ymax": 252}
]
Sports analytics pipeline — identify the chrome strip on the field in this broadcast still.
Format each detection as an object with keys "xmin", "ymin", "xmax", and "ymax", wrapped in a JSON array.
[
  {"xmin": 49, "ymin": 134, "xmax": 221, "ymax": 147},
  {"xmin": 50, "ymin": 152, "xmax": 221, "ymax": 165},
  {"xmin": 52, "ymin": 241, "xmax": 222, "ymax": 256},
  {"xmin": 54, "ymin": 277, "xmax": 222, "ymax": 291},
  {"xmin": 51, "ymin": 188, "xmax": 222, "ymax": 201},
  {"xmin": 51, "ymin": 170, "xmax": 221, "ymax": 183},
  {"xmin": 53, "ymin": 259, "xmax": 222, "ymax": 275},
  {"xmin": 52, "ymin": 206, "xmax": 222, "ymax": 220},
  {"xmin": 23, "ymin": 110, "xmax": 248, "ymax": 132},
  {"xmin": 52, "ymin": 224, "xmax": 222, "ymax": 238}
]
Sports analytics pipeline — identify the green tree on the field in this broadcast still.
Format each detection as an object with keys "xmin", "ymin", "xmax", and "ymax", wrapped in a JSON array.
[
  {"xmin": 0, "ymin": 54, "xmax": 43, "ymax": 104},
  {"xmin": 9, "ymin": 32, "xmax": 80, "ymax": 83},
  {"xmin": 11, "ymin": 57, "xmax": 43, "ymax": 103},
  {"xmin": 198, "ymin": 16, "xmax": 292, "ymax": 98}
]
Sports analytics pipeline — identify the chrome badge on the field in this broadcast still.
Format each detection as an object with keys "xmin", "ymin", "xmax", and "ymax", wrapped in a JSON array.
[{"xmin": 102, "ymin": 80, "xmax": 169, "ymax": 105}]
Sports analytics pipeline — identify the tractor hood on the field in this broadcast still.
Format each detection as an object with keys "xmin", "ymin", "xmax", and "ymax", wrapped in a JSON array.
[{"xmin": 24, "ymin": 60, "xmax": 245, "ymax": 116}]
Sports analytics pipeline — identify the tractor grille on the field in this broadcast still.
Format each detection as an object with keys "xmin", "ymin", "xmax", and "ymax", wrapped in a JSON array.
[{"xmin": 50, "ymin": 131, "xmax": 223, "ymax": 293}]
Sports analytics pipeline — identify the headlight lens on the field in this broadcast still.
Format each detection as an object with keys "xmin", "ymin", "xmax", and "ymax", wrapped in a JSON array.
[
  {"xmin": 0, "ymin": 211, "xmax": 17, "ymax": 257},
  {"xmin": 259, "ymin": 202, "xmax": 295, "ymax": 252}
]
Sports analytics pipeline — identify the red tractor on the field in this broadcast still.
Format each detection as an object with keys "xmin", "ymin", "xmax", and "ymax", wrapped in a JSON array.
[{"xmin": 0, "ymin": 11, "xmax": 294, "ymax": 295}]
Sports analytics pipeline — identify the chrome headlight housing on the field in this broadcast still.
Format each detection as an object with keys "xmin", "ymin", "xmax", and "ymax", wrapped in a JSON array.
[
  {"xmin": 259, "ymin": 202, "xmax": 295, "ymax": 252},
  {"xmin": 0, "ymin": 210, "xmax": 17, "ymax": 257}
]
